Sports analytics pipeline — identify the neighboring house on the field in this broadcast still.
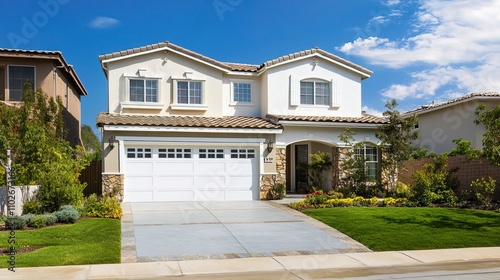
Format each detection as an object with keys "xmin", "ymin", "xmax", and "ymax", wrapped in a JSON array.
[
  {"xmin": 97, "ymin": 41, "xmax": 386, "ymax": 202},
  {"xmin": 0, "ymin": 48, "xmax": 88, "ymax": 146},
  {"xmin": 402, "ymin": 92, "xmax": 500, "ymax": 155}
]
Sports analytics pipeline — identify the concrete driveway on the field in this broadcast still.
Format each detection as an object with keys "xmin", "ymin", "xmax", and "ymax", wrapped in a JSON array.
[{"xmin": 121, "ymin": 201, "xmax": 369, "ymax": 262}]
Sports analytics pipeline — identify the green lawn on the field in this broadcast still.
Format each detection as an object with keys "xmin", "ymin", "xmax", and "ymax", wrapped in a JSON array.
[
  {"xmin": 303, "ymin": 207, "xmax": 500, "ymax": 251},
  {"xmin": 0, "ymin": 218, "xmax": 121, "ymax": 268}
]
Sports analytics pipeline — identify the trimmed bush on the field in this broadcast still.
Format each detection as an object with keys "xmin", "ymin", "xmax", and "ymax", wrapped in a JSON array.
[
  {"xmin": 5, "ymin": 215, "xmax": 29, "ymax": 229},
  {"xmin": 22, "ymin": 200, "xmax": 44, "ymax": 215},
  {"xmin": 83, "ymin": 195, "xmax": 122, "ymax": 219},
  {"xmin": 268, "ymin": 183, "xmax": 286, "ymax": 200},
  {"xmin": 471, "ymin": 177, "xmax": 497, "ymax": 207},
  {"xmin": 43, "ymin": 213, "xmax": 57, "ymax": 226},
  {"xmin": 28, "ymin": 214, "xmax": 46, "ymax": 228},
  {"xmin": 55, "ymin": 205, "xmax": 80, "ymax": 224}
]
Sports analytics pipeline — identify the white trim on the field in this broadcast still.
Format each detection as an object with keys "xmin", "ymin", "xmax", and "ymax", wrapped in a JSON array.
[
  {"xmin": 259, "ymin": 53, "xmax": 371, "ymax": 79},
  {"xmin": 101, "ymin": 46, "xmax": 231, "ymax": 73},
  {"xmin": 279, "ymin": 120, "xmax": 380, "ymax": 129},
  {"xmin": 227, "ymin": 71, "xmax": 258, "ymax": 76},
  {"xmin": 103, "ymin": 125, "xmax": 282, "ymax": 134},
  {"xmin": 170, "ymin": 104, "xmax": 208, "ymax": 111},
  {"xmin": 120, "ymin": 102, "xmax": 164, "ymax": 112},
  {"xmin": 117, "ymin": 136, "xmax": 266, "ymax": 147},
  {"xmin": 230, "ymin": 79, "xmax": 254, "ymax": 105}
]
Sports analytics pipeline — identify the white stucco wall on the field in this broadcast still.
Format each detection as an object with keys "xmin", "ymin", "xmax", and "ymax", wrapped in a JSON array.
[
  {"xmin": 416, "ymin": 99, "xmax": 497, "ymax": 154},
  {"xmin": 264, "ymin": 57, "xmax": 363, "ymax": 118}
]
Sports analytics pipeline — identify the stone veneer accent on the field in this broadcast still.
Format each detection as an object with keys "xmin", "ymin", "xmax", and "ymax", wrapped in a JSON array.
[
  {"xmin": 260, "ymin": 148, "xmax": 287, "ymax": 199},
  {"xmin": 102, "ymin": 174, "xmax": 124, "ymax": 202}
]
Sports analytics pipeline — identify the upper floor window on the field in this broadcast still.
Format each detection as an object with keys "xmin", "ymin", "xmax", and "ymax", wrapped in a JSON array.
[
  {"xmin": 129, "ymin": 79, "xmax": 157, "ymax": 102},
  {"xmin": 8, "ymin": 65, "xmax": 35, "ymax": 101},
  {"xmin": 354, "ymin": 144, "xmax": 379, "ymax": 182},
  {"xmin": 300, "ymin": 81, "xmax": 330, "ymax": 105},
  {"xmin": 232, "ymin": 82, "xmax": 251, "ymax": 103},
  {"xmin": 177, "ymin": 81, "xmax": 202, "ymax": 104}
]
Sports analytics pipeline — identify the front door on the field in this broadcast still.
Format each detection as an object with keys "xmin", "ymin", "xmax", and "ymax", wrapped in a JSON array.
[{"xmin": 294, "ymin": 145, "xmax": 308, "ymax": 193}]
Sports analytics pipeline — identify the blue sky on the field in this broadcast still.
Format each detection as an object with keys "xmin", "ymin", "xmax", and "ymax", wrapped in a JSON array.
[{"xmin": 2, "ymin": 0, "xmax": 499, "ymax": 130}]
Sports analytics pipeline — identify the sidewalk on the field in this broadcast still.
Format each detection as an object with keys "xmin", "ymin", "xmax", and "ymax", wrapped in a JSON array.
[{"xmin": 2, "ymin": 247, "xmax": 500, "ymax": 279}]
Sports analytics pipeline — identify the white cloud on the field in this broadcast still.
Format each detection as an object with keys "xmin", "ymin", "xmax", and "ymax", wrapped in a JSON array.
[
  {"xmin": 340, "ymin": 0, "xmax": 500, "ymax": 101},
  {"xmin": 370, "ymin": 15, "xmax": 389, "ymax": 24},
  {"xmin": 339, "ymin": 0, "xmax": 500, "ymax": 68},
  {"xmin": 382, "ymin": 0, "xmax": 400, "ymax": 6},
  {"xmin": 89, "ymin": 16, "xmax": 120, "ymax": 29},
  {"xmin": 362, "ymin": 105, "xmax": 384, "ymax": 117}
]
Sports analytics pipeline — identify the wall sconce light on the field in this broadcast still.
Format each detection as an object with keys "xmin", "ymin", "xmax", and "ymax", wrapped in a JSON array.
[
  {"xmin": 108, "ymin": 136, "xmax": 118, "ymax": 149},
  {"xmin": 267, "ymin": 138, "xmax": 274, "ymax": 153}
]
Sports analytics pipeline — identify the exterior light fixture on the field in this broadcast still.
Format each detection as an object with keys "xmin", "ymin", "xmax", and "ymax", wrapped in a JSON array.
[
  {"xmin": 267, "ymin": 138, "xmax": 274, "ymax": 153},
  {"xmin": 108, "ymin": 136, "xmax": 117, "ymax": 149}
]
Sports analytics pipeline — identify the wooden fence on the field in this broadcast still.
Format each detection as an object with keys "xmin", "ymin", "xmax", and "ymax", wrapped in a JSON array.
[{"xmin": 80, "ymin": 160, "xmax": 102, "ymax": 196}]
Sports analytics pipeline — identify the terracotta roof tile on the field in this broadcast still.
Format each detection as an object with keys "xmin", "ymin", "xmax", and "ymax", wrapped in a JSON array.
[
  {"xmin": 403, "ymin": 92, "xmax": 500, "ymax": 116},
  {"xmin": 99, "ymin": 41, "xmax": 372, "ymax": 76},
  {"xmin": 96, "ymin": 113, "xmax": 282, "ymax": 129},
  {"xmin": 266, "ymin": 113, "xmax": 387, "ymax": 124}
]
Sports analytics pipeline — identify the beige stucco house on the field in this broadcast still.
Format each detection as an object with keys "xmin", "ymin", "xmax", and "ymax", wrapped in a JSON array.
[
  {"xmin": 97, "ymin": 41, "xmax": 386, "ymax": 202},
  {"xmin": 0, "ymin": 48, "xmax": 87, "ymax": 146},
  {"xmin": 403, "ymin": 92, "xmax": 500, "ymax": 155}
]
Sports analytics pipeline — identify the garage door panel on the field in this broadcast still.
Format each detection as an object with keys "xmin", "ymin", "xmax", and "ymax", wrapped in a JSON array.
[
  {"xmin": 194, "ymin": 190, "xmax": 225, "ymax": 201},
  {"xmin": 155, "ymin": 162, "xmax": 194, "ymax": 175},
  {"xmin": 124, "ymin": 145, "xmax": 258, "ymax": 202},
  {"xmin": 124, "ymin": 191, "xmax": 153, "ymax": 202},
  {"xmin": 127, "ymin": 162, "xmax": 154, "ymax": 175},
  {"xmin": 195, "ymin": 162, "xmax": 227, "ymax": 174},
  {"xmin": 227, "ymin": 162, "xmax": 253, "ymax": 176},
  {"xmin": 126, "ymin": 177, "xmax": 153, "ymax": 190},
  {"xmin": 155, "ymin": 176, "xmax": 194, "ymax": 189},
  {"xmin": 154, "ymin": 190, "xmax": 194, "ymax": 201}
]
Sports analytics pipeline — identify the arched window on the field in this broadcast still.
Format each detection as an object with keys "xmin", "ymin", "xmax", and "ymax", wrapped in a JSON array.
[
  {"xmin": 300, "ymin": 80, "xmax": 330, "ymax": 105},
  {"xmin": 354, "ymin": 144, "xmax": 379, "ymax": 181}
]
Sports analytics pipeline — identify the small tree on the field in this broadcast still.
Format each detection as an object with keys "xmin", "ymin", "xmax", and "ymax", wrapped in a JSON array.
[
  {"xmin": 376, "ymin": 99, "xmax": 419, "ymax": 190},
  {"xmin": 0, "ymin": 83, "xmax": 88, "ymax": 212},
  {"xmin": 475, "ymin": 104, "xmax": 500, "ymax": 166},
  {"xmin": 81, "ymin": 124, "xmax": 102, "ymax": 161},
  {"xmin": 470, "ymin": 176, "xmax": 497, "ymax": 208},
  {"xmin": 338, "ymin": 128, "xmax": 370, "ymax": 196},
  {"xmin": 448, "ymin": 138, "xmax": 482, "ymax": 160}
]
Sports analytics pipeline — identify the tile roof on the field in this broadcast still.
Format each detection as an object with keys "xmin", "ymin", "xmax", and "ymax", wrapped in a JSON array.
[
  {"xmin": 96, "ymin": 113, "xmax": 282, "ymax": 129},
  {"xmin": 0, "ymin": 48, "xmax": 88, "ymax": 96},
  {"xmin": 98, "ymin": 41, "xmax": 371, "ymax": 76},
  {"xmin": 266, "ymin": 113, "xmax": 388, "ymax": 124},
  {"xmin": 403, "ymin": 92, "xmax": 500, "ymax": 116}
]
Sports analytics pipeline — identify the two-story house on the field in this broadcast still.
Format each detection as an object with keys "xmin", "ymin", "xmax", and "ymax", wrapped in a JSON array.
[
  {"xmin": 402, "ymin": 92, "xmax": 500, "ymax": 155},
  {"xmin": 0, "ymin": 48, "xmax": 87, "ymax": 146},
  {"xmin": 97, "ymin": 41, "xmax": 386, "ymax": 202}
]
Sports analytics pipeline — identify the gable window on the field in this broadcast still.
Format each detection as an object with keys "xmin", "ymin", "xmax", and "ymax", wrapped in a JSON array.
[
  {"xmin": 300, "ymin": 81, "xmax": 330, "ymax": 105},
  {"xmin": 129, "ymin": 79, "xmax": 157, "ymax": 102},
  {"xmin": 8, "ymin": 65, "xmax": 35, "ymax": 101},
  {"xmin": 232, "ymin": 82, "xmax": 251, "ymax": 103},
  {"xmin": 177, "ymin": 81, "xmax": 202, "ymax": 104},
  {"xmin": 354, "ymin": 144, "xmax": 379, "ymax": 181}
]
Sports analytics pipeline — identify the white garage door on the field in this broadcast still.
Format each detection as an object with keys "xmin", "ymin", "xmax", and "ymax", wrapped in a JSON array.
[{"xmin": 123, "ymin": 146, "xmax": 259, "ymax": 202}]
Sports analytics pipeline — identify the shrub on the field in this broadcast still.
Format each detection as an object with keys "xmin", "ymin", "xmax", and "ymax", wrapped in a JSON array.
[
  {"xmin": 327, "ymin": 190, "xmax": 344, "ymax": 199},
  {"xmin": 55, "ymin": 205, "xmax": 80, "ymax": 223},
  {"xmin": 369, "ymin": 197, "xmax": 380, "ymax": 206},
  {"xmin": 383, "ymin": 197, "xmax": 397, "ymax": 207},
  {"xmin": 288, "ymin": 201, "xmax": 309, "ymax": 210},
  {"xmin": 43, "ymin": 213, "xmax": 57, "ymax": 226},
  {"xmin": 22, "ymin": 200, "xmax": 44, "ymax": 215},
  {"xmin": 82, "ymin": 195, "xmax": 122, "ymax": 219},
  {"xmin": 28, "ymin": 214, "xmax": 46, "ymax": 228},
  {"xmin": 5, "ymin": 215, "xmax": 29, "ymax": 230},
  {"xmin": 410, "ymin": 154, "xmax": 460, "ymax": 206},
  {"xmin": 305, "ymin": 190, "xmax": 328, "ymax": 206},
  {"xmin": 471, "ymin": 177, "xmax": 497, "ymax": 207},
  {"xmin": 268, "ymin": 183, "xmax": 286, "ymax": 200},
  {"xmin": 394, "ymin": 182, "xmax": 411, "ymax": 199}
]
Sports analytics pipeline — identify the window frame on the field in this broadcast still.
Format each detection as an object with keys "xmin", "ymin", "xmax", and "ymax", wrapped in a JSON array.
[
  {"xmin": 126, "ymin": 147, "xmax": 153, "ymax": 159},
  {"xmin": 300, "ymin": 80, "xmax": 331, "ymax": 106},
  {"xmin": 198, "ymin": 148, "xmax": 224, "ymax": 159},
  {"xmin": 230, "ymin": 80, "xmax": 253, "ymax": 105},
  {"xmin": 174, "ymin": 80, "xmax": 204, "ymax": 105},
  {"xmin": 7, "ymin": 65, "xmax": 36, "ymax": 102},
  {"xmin": 127, "ymin": 78, "xmax": 159, "ymax": 103},
  {"xmin": 354, "ymin": 144, "xmax": 379, "ymax": 182}
]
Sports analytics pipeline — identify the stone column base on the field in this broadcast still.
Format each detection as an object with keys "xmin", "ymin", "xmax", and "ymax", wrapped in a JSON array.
[{"xmin": 102, "ymin": 174, "xmax": 124, "ymax": 202}]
